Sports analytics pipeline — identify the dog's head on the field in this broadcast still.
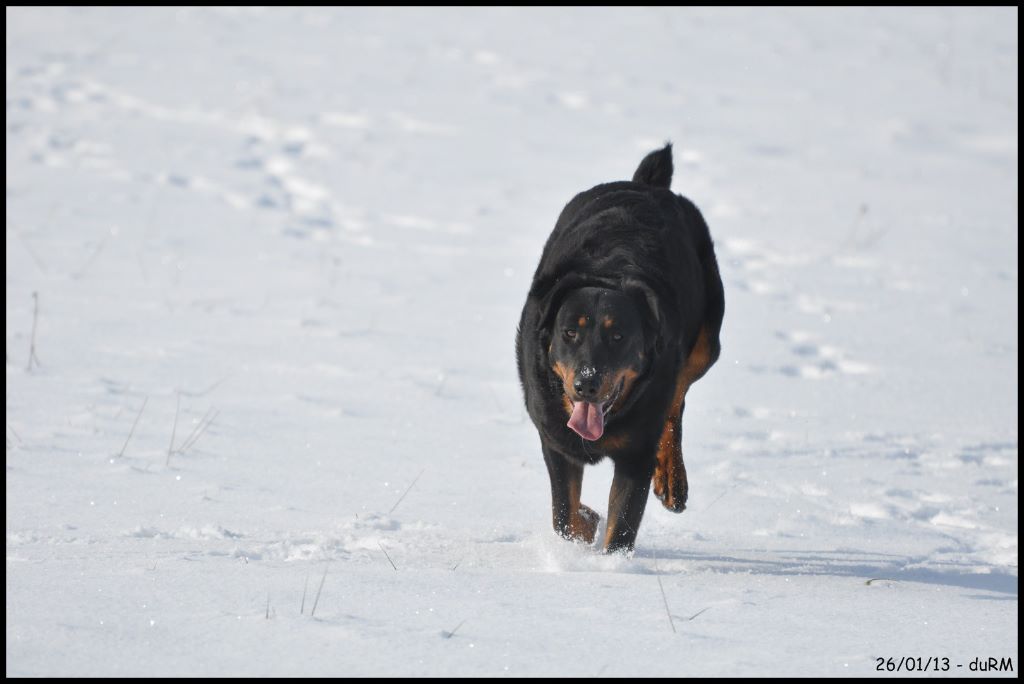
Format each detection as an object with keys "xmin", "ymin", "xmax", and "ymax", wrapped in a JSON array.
[{"xmin": 547, "ymin": 285, "xmax": 656, "ymax": 441}]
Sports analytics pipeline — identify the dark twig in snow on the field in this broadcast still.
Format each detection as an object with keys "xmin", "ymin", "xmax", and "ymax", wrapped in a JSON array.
[
  {"xmin": 826, "ymin": 203, "xmax": 886, "ymax": 260},
  {"xmin": 301, "ymin": 573, "xmax": 310, "ymax": 615},
  {"xmin": 265, "ymin": 592, "xmax": 271, "ymax": 620},
  {"xmin": 652, "ymin": 545, "xmax": 677, "ymax": 634},
  {"xmin": 310, "ymin": 564, "xmax": 329, "ymax": 618},
  {"xmin": 865, "ymin": 578, "xmax": 900, "ymax": 586},
  {"xmin": 7, "ymin": 423, "xmax": 23, "ymax": 443},
  {"xmin": 175, "ymin": 407, "xmax": 213, "ymax": 453},
  {"xmin": 183, "ymin": 408, "xmax": 218, "ymax": 452},
  {"xmin": 378, "ymin": 541, "xmax": 398, "ymax": 571},
  {"xmin": 117, "ymin": 397, "xmax": 149, "ymax": 458},
  {"xmin": 702, "ymin": 485, "xmax": 735, "ymax": 513},
  {"xmin": 167, "ymin": 392, "xmax": 180, "ymax": 466},
  {"xmin": 388, "ymin": 468, "xmax": 425, "ymax": 515},
  {"xmin": 27, "ymin": 292, "xmax": 42, "ymax": 371},
  {"xmin": 175, "ymin": 407, "xmax": 219, "ymax": 456},
  {"xmin": 442, "ymin": 619, "xmax": 466, "ymax": 639},
  {"xmin": 685, "ymin": 607, "xmax": 711, "ymax": 621}
]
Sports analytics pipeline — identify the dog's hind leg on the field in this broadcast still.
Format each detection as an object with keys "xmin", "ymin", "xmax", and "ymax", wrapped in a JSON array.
[
  {"xmin": 653, "ymin": 326, "xmax": 714, "ymax": 512},
  {"xmin": 543, "ymin": 445, "xmax": 599, "ymax": 544}
]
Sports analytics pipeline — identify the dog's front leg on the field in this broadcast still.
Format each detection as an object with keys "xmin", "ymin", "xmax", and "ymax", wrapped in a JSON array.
[
  {"xmin": 603, "ymin": 457, "xmax": 656, "ymax": 553},
  {"xmin": 542, "ymin": 444, "xmax": 599, "ymax": 544},
  {"xmin": 653, "ymin": 402, "xmax": 689, "ymax": 513}
]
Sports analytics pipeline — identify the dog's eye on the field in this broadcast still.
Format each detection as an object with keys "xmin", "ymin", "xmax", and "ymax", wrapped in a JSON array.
[
  {"xmin": 612, "ymin": 333, "xmax": 623, "ymax": 341},
  {"xmin": 564, "ymin": 329, "xmax": 577, "ymax": 340}
]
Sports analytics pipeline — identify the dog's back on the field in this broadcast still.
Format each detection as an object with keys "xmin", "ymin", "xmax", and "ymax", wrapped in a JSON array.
[{"xmin": 528, "ymin": 145, "xmax": 721, "ymax": 360}]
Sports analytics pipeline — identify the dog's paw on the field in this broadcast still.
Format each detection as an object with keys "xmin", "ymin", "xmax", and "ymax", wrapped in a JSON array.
[
  {"xmin": 653, "ymin": 468, "xmax": 687, "ymax": 513},
  {"xmin": 569, "ymin": 504, "xmax": 600, "ymax": 544},
  {"xmin": 657, "ymin": 488, "xmax": 687, "ymax": 513}
]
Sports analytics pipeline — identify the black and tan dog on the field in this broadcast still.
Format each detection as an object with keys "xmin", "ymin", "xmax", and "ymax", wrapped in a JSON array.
[{"xmin": 516, "ymin": 144, "xmax": 724, "ymax": 553}]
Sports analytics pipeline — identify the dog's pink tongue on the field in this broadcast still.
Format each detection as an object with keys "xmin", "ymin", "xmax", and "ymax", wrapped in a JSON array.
[{"xmin": 567, "ymin": 401, "xmax": 604, "ymax": 441}]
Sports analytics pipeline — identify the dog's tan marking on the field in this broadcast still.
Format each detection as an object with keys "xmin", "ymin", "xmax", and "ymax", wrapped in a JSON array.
[
  {"xmin": 599, "ymin": 433, "xmax": 629, "ymax": 451},
  {"xmin": 568, "ymin": 503, "xmax": 599, "ymax": 543},
  {"xmin": 606, "ymin": 367, "xmax": 640, "ymax": 413},
  {"xmin": 603, "ymin": 316, "xmax": 614, "ymax": 329},
  {"xmin": 577, "ymin": 316, "xmax": 588, "ymax": 327},
  {"xmin": 561, "ymin": 393, "xmax": 573, "ymax": 418},
  {"xmin": 553, "ymin": 362, "xmax": 576, "ymax": 417},
  {"xmin": 552, "ymin": 361, "xmax": 573, "ymax": 385}
]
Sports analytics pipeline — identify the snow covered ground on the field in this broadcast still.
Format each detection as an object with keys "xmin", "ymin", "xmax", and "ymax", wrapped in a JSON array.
[{"xmin": 6, "ymin": 7, "xmax": 1017, "ymax": 677}]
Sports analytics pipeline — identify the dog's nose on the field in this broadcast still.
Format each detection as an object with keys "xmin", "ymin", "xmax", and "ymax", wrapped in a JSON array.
[{"xmin": 573, "ymin": 376, "xmax": 600, "ymax": 399}]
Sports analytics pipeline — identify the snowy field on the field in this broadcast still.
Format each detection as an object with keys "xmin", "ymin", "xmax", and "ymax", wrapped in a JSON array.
[{"xmin": 5, "ymin": 7, "xmax": 1018, "ymax": 677}]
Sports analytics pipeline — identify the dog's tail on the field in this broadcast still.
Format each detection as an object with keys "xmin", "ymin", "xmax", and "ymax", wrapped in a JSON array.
[{"xmin": 631, "ymin": 142, "xmax": 673, "ymax": 189}]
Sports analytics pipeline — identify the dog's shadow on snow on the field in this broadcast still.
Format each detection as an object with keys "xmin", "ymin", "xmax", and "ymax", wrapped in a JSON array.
[{"xmin": 633, "ymin": 546, "xmax": 1018, "ymax": 597}]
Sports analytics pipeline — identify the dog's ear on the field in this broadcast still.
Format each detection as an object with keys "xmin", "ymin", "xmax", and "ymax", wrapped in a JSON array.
[
  {"xmin": 622, "ymin": 277, "xmax": 664, "ymax": 353},
  {"xmin": 536, "ymin": 272, "xmax": 588, "ymax": 343}
]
